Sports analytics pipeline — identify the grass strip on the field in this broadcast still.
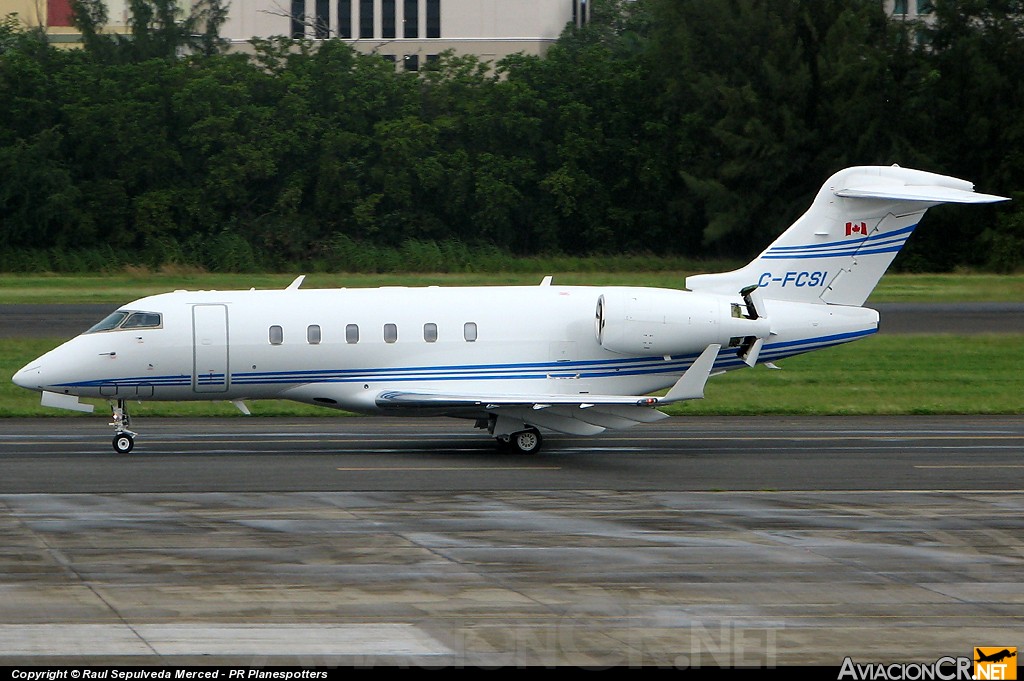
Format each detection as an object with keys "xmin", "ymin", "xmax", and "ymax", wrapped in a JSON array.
[
  {"xmin": 0, "ymin": 272, "xmax": 1021, "ymax": 305},
  {"xmin": 2, "ymin": 335, "xmax": 1020, "ymax": 418}
]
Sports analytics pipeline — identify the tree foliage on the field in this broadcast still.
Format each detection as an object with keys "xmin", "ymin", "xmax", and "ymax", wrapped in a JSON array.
[{"xmin": 0, "ymin": 0, "xmax": 1022, "ymax": 272}]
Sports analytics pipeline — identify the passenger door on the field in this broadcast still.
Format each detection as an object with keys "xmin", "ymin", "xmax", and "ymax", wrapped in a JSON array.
[{"xmin": 192, "ymin": 304, "xmax": 229, "ymax": 393}]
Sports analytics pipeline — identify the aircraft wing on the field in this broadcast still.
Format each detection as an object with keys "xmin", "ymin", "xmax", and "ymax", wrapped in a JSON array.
[
  {"xmin": 375, "ymin": 393, "xmax": 668, "ymax": 435},
  {"xmin": 374, "ymin": 344, "xmax": 722, "ymax": 435}
]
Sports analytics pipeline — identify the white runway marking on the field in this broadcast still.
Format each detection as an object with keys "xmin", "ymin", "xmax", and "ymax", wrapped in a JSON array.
[{"xmin": 0, "ymin": 623, "xmax": 453, "ymax": 657}]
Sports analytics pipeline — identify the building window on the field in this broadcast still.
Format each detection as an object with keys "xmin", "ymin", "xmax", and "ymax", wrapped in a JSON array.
[
  {"xmin": 359, "ymin": 0, "xmax": 373, "ymax": 38},
  {"xmin": 291, "ymin": 0, "xmax": 305, "ymax": 38},
  {"xmin": 404, "ymin": 54, "xmax": 419, "ymax": 72},
  {"xmin": 423, "ymin": 323, "xmax": 438, "ymax": 343},
  {"xmin": 345, "ymin": 324, "xmax": 359, "ymax": 344},
  {"xmin": 382, "ymin": 0, "xmax": 396, "ymax": 38},
  {"xmin": 269, "ymin": 325, "xmax": 284, "ymax": 345},
  {"xmin": 307, "ymin": 325, "xmax": 322, "ymax": 344},
  {"xmin": 384, "ymin": 323, "xmax": 398, "ymax": 343},
  {"xmin": 426, "ymin": 0, "xmax": 440, "ymax": 38},
  {"xmin": 338, "ymin": 0, "xmax": 352, "ymax": 37},
  {"xmin": 892, "ymin": 0, "xmax": 908, "ymax": 15},
  {"xmin": 464, "ymin": 322, "xmax": 477, "ymax": 342},
  {"xmin": 403, "ymin": 0, "xmax": 418, "ymax": 38},
  {"xmin": 315, "ymin": 0, "xmax": 329, "ymax": 37}
]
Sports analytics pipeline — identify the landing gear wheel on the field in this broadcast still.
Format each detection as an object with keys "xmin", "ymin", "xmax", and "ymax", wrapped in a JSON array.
[
  {"xmin": 109, "ymin": 399, "xmax": 137, "ymax": 454},
  {"xmin": 113, "ymin": 432, "xmax": 135, "ymax": 454},
  {"xmin": 509, "ymin": 428, "xmax": 542, "ymax": 454}
]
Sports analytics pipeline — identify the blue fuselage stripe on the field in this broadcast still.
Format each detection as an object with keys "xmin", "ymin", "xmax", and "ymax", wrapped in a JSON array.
[{"xmin": 54, "ymin": 328, "xmax": 876, "ymax": 391}]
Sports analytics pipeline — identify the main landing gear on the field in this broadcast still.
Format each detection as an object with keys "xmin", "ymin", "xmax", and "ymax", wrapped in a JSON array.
[
  {"xmin": 110, "ymin": 399, "xmax": 137, "ymax": 454},
  {"xmin": 483, "ymin": 414, "xmax": 544, "ymax": 454},
  {"xmin": 496, "ymin": 427, "xmax": 543, "ymax": 454}
]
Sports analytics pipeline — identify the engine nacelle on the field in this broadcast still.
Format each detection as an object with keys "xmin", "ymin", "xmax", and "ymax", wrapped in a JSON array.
[{"xmin": 595, "ymin": 288, "xmax": 769, "ymax": 357}]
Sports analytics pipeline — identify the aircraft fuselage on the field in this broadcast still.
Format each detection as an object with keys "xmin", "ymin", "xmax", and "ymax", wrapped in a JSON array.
[{"xmin": 14, "ymin": 284, "xmax": 878, "ymax": 415}]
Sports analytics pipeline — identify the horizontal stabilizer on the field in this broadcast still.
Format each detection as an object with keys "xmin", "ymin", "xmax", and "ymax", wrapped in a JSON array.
[{"xmin": 835, "ymin": 184, "xmax": 1008, "ymax": 204}]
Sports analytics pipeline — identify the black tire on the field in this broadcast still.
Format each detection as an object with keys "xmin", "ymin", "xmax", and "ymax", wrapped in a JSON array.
[
  {"xmin": 510, "ymin": 428, "xmax": 542, "ymax": 454},
  {"xmin": 113, "ymin": 433, "xmax": 134, "ymax": 454}
]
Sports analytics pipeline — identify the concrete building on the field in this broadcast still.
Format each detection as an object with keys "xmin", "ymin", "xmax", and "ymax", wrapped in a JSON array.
[
  {"xmin": 0, "ymin": 0, "xmax": 591, "ymax": 61},
  {"xmin": 224, "ymin": 0, "xmax": 591, "ymax": 66},
  {"xmin": 2, "ymin": 0, "xmax": 134, "ymax": 45}
]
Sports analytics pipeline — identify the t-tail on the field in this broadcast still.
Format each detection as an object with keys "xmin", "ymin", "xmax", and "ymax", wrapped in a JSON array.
[{"xmin": 687, "ymin": 166, "xmax": 1008, "ymax": 306}]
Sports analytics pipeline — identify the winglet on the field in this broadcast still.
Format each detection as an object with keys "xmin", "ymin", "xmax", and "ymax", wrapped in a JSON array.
[
  {"xmin": 287, "ymin": 275, "xmax": 305, "ymax": 290},
  {"xmin": 660, "ymin": 344, "xmax": 721, "ymax": 403}
]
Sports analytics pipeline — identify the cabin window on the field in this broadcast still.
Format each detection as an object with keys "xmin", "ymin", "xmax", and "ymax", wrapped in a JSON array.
[
  {"xmin": 346, "ymin": 324, "xmax": 359, "ymax": 344},
  {"xmin": 423, "ymin": 323, "xmax": 438, "ymax": 343},
  {"xmin": 269, "ymin": 325, "xmax": 284, "ymax": 345},
  {"xmin": 464, "ymin": 322, "xmax": 478, "ymax": 342},
  {"xmin": 307, "ymin": 324, "xmax": 322, "ymax": 345},
  {"xmin": 384, "ymin": 323, "xmax": 398, "ymax": 343}
]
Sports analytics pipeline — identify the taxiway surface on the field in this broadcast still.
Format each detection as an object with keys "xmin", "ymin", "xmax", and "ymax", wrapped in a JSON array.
[
  {"xmin": 1, "ymin": 416, "xmax": 1022, "ymax": 666},
  {"xmin": 3, "ymin": 289, "xmax": 1022, "ymax": 667}
]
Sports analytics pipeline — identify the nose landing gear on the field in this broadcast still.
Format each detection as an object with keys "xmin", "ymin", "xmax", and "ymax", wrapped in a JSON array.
[{"xmin": 110, "ymin": 399, "xmax": 137, "ymax": 454}]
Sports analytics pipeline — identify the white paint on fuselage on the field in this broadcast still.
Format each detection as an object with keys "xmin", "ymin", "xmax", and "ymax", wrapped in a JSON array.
[{"xmin": 16, "ymin": 284, "xmax": 879, "ymax": 412}]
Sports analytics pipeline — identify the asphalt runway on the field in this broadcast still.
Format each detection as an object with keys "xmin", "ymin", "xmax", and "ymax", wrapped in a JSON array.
[
  {"xmin": 1, "ymin": 415, "xmax": 1022, "ymax": 493},
  {"xmin": 1, "ymin": 416, "xmax": 1022, "ymax": 666}
]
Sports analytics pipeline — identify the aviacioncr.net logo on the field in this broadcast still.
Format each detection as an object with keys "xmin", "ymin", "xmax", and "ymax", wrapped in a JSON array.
[{"xmin": 838, "ymin": 656, "xmax": 973, "ymax": 680}]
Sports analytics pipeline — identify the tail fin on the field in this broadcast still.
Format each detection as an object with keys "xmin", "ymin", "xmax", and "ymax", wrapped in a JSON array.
[{"xmin": 686, "ymin": 165, "xmax": 1008, "ymax": 306}]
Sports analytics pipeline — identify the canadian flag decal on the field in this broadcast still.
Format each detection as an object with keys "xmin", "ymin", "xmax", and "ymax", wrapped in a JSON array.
[{"xmin": 845, "ymin": 221, "xmax": 868, "ymax": 236}]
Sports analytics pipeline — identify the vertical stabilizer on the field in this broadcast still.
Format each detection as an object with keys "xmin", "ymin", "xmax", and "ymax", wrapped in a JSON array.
[{"xmin": 686, "ymin": 166, "xmax": 1008, "ymax": 306}]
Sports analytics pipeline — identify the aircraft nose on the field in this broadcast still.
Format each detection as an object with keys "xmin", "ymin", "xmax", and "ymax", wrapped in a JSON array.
[{"xmin": 13, "ymin": 362, "xmax": 44, "ymax": 391}]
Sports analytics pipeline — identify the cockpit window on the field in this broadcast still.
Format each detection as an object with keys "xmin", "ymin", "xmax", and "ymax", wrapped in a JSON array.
[
  {"xmin": 86, "ymin": 312, "xmax": 130, "ymax": 334},
  {"xmin": 86, "ymin": 310, "xmax": 162, "ymax": 333},
  {"xmin": 121, "ymin": 312, "xmax": 162, "ymax": 329}
]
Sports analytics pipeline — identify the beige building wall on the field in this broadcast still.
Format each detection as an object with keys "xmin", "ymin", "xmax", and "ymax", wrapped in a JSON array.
[
  {"xmin": 221, "ymin": 0, "xmax": 588, "ymax": 63},
  {"xmin": 2, "ymin": 0, "xmax": 48, "ymax": 28},
  {"xmin": 0, "ymin": 0, "xmax": 164, "ymax": 44}
]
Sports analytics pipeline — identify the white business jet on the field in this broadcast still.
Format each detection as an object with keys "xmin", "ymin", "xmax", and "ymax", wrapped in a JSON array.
[{"xmin": 13, "ymin": 166, "xmax": 1008, "ymax": 454}]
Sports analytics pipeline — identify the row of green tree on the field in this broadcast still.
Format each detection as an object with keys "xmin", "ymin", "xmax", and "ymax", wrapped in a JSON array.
[{"xmin": 1, "ymin": 0, "xmax": 1022, "ymax": 273}]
